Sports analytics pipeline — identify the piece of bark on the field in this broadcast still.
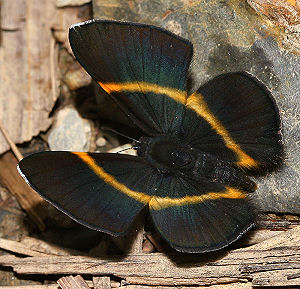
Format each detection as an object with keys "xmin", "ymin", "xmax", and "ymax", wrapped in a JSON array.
[
  {"xmin": 52, "ymin": 4, "xmax": 91, "ymax": 54},
  {"xmin": 57, "ymin": 275, "xmax": 90, "ymax": 289},
  {"xmin": 0, "ymin": 120, "xmax": 23, "ymax": 161},
  {"xmin": 0, "ymin": 225, "xmax": 299, "ymax": 288},
  {"xmin": 93, "ymin": 276, "xmax": 111, "ymax": 289},
  {"xmin": 0, "ymin": 282, "xmax": 94, "ymax": 289},
  {"xmin": 0, "ymin": 0, "xmax": 59, "ymax": 155},
  {"xmin": 20, "ymin": 236, "xmax": 83, "ymax": 256},
  {"xmin": 0, "ymin": 238, "xmax": 50, "ymax": 257},
  {"xmin": 0, "ymin": 0, "xmax": 92, "ymax": 156},
  {"xmin": 242, "ymin": 223, "xmax": 300, "ymax": 250},
  {"xmin": 0, "ymin": 151, "xmax": 46, "ymax": 231},
  {"xmin": 118, "ymin": 285, "xmax": 253, "ymax": 289},
  {"xmin": 0, "ymin": 247, "xmax": 299, "ymax": 287},
  {"xmin": 0, "ymin": 285, "xmax": 61, "ymax": 289},
  {"xmin": 0, "ymin": 236, "xmax": 83, "ymax": 257}
]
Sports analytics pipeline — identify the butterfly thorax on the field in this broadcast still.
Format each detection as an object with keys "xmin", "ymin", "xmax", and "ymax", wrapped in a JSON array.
[
  {"xmin": 137, "ymin": 136, "xmax": 193, "ymax": 173},
  {"xmin": 137, "ymin": 136, "xmax": 257, "ymax": 192}
]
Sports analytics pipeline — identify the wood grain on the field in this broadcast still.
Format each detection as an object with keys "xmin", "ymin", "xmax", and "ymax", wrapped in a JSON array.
[
  {"xmin": 0, "ymin": 151, "xmax": 45, "ymax": 230},
  {"xmin": 0, "ymin": 0, "xmax": 59, "ymax": 155},
  {"xmin": 0, "ymin": 225, "xmax": 299, "ymax": 287},
  {"xmin": 0, "ymin": 0, "xmax": 91, "ymax": 155},
  {"xmin": 57, "ymin": 275, "xmax": 90, "ymax": 289}
]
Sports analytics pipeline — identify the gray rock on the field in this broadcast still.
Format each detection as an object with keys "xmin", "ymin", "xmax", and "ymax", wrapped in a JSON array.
[
  {"xmin": 48, "ymin": 106, "xmax": 92, "ymax": 151},
  {"xmin": 92, "ymin": 0, "xmax": 300, "ymax": 214}
]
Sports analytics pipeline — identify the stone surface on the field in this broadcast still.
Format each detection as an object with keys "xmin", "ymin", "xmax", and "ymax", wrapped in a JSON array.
[
  {"xmin": 64, "ymin": 63, "xmax": 92, "ymax": 91},
  {"xmin": 48, "ymin": 106, "xmax": 93, "ymax": 151},
  {"xmin": 92, "ymin": 0, "xmax": 300, "ymax": 214}
]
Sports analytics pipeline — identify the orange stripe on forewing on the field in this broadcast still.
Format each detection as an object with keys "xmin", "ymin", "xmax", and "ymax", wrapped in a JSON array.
[
  {"xmin": 149, "ymin": 187, "xmax": 246, "ymax": 210},
  {"xmin": 72, "ymin": 152, "xmax": 247, "ymax": 210},
  {"xmin": 72, "ymin": 152, "xmax": 152, "ymax": 205},
  {"xmin": 186, "ymin": 93, "xmax": 258, "ymax": 169},
  {"xmin": 98, "ymin": 81, "xmax": 187, "ymax": 105}
]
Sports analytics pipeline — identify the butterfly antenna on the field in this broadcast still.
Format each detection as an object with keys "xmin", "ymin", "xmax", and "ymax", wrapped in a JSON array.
[
  {"xmin": 101, "ymin": 126, "xmax": 140, "ymax": 143},
  {"xmin": 116, "ymin": 146, "xmax": 136, "ymax": 154}
]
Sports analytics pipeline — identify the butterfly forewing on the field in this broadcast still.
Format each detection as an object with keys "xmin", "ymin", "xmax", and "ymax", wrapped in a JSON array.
[
  {"xmin": 18, "ymin": 151, "xmax": 161, "ymax": 236},
  {"xmin": 69, "ymin": 20, "xmax": 193, "ymax": 135}
]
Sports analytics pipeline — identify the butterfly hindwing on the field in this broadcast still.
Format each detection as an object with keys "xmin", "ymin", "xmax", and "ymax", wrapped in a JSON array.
[
  {"xmin": 149, "ymin": 175, "xmax": 255, "ymax": 252},
  {"xmin": 182, "ymin": 72, "xmax": 283, "ymax": 173},
  {"xmin": 18, "ymin": 151, "xmax": 161, "ymax": 236},
  {"xmin": 69, "ymin": 20, "xmax": 193, "ymax": 135}
]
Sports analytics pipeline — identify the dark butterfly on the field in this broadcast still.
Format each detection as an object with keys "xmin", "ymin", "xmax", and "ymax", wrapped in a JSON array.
[{"xmin": 18, "ymin": 20, "xmax": 283, "ymax": 253}]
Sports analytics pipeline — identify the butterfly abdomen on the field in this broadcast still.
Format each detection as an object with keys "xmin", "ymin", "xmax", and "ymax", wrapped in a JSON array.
[
  {"xmin": 190, "ymin": 152, "xmax": 257, "ymax": 192},
  {"xmin": 137, "ymin": 136, "xmax": 256, "ymax": 192}
]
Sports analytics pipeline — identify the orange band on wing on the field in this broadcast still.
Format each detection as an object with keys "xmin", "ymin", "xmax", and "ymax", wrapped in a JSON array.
[
  {"xmin": 72, "ymin": 152, "xmax": 152, "ymax": 205},
  {"xmin": 149, "ymin": 187, "xmax": 246, "ymax": 210},
  {"xmin": 98, "ymin": 81, "xmax": 187, "ymax": 105},
  {"xmin": 186, "ymin": 93, "xmax": 258, "ymax": 169},
  {"xmin": 99, "ymin": 81, "xmax": 258, "ymax": 169},
  {"xmin": 73, "ymin": 152, "xmax": 247, "ymax": 210}
]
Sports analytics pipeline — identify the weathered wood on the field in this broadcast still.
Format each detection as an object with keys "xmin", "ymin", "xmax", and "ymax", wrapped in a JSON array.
[
  {"xmin": 0, "ymin": 281, "xmax": 94, "ymax": 288},
  {"xmin": 0, "ymin": 0, "xmax": 91, "ymax": 156},
  {"xmin": 0, "ymin": 238, "xmax": 49, "ymax": 257},
  {"xmin": 93, "ymin": 276, "xmax": 111, "ymax": 289},
  {"xmin": 0, "ymin": 226, "xmax": 299, "ymax": 287},
  {"xmin": 57, "ymin": 275, "xmax": 90, "ymax": 289},
  {"xmin": 124, "ymin": 276, "xmax": 250, "ymax": 287},
  {"xmin": 119, "ymin": 285, "xmax": 253, "ymax": 289},
  {"xmin": 0, "ymin": 236, "xmax": 83, "ymax": 257},
  {"xmin": 242, "ymin": 222, "xmax": 300, "ymax": 250},
  {"xmin": 0, "ymin": 285, "xmax": 60, "ymax": 289},
  {"xmin": 0, "ymin": 151, "xmax": 46, "ymax": 231},
  {"xmin": 0, "ymin": 0, "xmax": 59, "ymax": 155},
  {"xmin": 0, "ymin": 120, "xmax": 23, "ymax": 161},
  {"xmin": 0, "ymin": 247, "xmax": 299, "ymax": 286}
]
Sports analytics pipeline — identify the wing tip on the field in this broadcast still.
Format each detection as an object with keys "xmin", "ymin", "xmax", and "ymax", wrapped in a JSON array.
[{"xmin": 69, "ymin": 19, "xmax": 96, "ymax": 31}]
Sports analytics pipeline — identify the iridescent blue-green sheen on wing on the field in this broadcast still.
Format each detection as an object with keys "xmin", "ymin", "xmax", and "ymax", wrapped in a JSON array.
[
  {"xmin": 69, "ymin": 20, "xmax": 193, "ymax": 135},
  {"xmin": 150, "ymin": 175, "xmax": 255, "ymax": 252},
  {"xmin": 182, "ymin": 72, "xmax": 283, "ymax": 173},
  {"xmin": 18, "ymin": 151, "xmax": 159, "ymax": 236}
]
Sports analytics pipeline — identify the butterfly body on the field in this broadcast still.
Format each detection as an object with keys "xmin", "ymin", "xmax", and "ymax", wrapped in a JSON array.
[
  {"xmin": 18, "ymin": 20, "xmax": 283, "ymax": 253},
  {"xmin": 137, "ymin": 135, "xmax": 256, "ymax": 193}
]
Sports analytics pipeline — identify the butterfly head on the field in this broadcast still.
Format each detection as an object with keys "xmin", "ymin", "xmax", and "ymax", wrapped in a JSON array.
[{"xmin": 136, "ymin": 136, "xmax": 193, "ymax": 173}]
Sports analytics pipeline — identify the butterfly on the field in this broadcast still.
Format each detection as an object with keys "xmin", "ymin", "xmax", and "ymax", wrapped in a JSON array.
[{"xmin": 18, "ymin": 19, "xmax": 283, "ymax": 253}]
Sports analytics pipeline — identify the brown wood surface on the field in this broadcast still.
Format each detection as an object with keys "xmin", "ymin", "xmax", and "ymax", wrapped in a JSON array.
[
  {"xmin": 93, "ymin": 276, "xmax": 111, "ymax": 289},
  {"xmin": 0, "ymin": 0, "xmax": 59, "ymax": 155},
  {"xmin": 57, "ymin": 275, "xmax": 90, "ymax": 289},
  {"xmin": 0, "ymin": 225, "xmax": 299, "ymax": 288},
  {"xmin": 0, "ymin": 151, "xmax": 46, "ymax": 230},
  {"xmin": 0, "ymin": 0, "xmax": 91, "ymax": 155}
]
